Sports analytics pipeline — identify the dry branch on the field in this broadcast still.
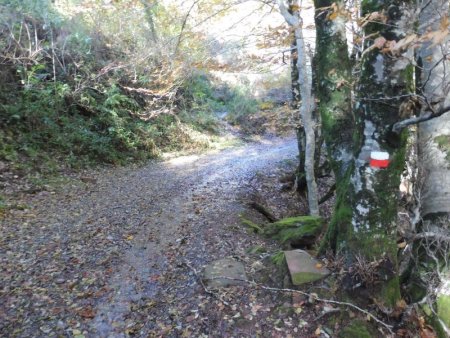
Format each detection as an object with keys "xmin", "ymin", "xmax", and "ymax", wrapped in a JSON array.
[{"xmin": 184, "ymin": 260, "xmax": 394, "ymax": 334}]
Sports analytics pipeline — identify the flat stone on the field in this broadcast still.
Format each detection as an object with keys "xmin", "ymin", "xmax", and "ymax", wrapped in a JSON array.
[
  {"xmin": 284, "ymin": 250, "xmax": 330, "ymax": 285},
  {"xmin": 203, "ymin": 258, "xmax": 247, "ymax": 288}
]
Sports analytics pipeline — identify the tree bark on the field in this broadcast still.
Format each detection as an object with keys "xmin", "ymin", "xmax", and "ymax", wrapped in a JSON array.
[
  {"xmin": 313, "ymin": 0, "xmax": 353, "ymax": 249},
  {"xmin": 415, "ymin": 0, "xmax": 450, "ymax": 335},
  {"xmin": 417, "ymin": 0, "xmax": 450, "ymax": 218},
  {"xmin": 318, "ymin": 0, "xmax": 416, "ymax": 308}
]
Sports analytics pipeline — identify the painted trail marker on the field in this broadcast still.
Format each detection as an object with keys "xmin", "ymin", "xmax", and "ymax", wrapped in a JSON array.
[{"xmin": 370, "ymin": 151, "xmax": 390, "ymax": 168}]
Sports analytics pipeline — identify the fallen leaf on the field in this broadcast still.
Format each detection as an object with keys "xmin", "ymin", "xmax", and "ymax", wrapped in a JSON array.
[
  {"xmin": 77, "ymin": 307, "xmax": 96, "ymax": 319},
  {"xmin": 315, "ymin": 326, "xmax": 322, "ymax": 335},
  {"xmin": 397, "ymin": 241, "xmax": 407, "ymax": 248},
  {"xmin": 420, "ymin": 325, "xmax": 437, "ymax": 338}
]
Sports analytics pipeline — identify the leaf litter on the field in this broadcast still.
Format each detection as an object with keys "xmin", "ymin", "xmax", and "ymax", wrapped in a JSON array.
[{"xmin": 1, "ymin": 137, "xmax": 337, "ymax": 337}]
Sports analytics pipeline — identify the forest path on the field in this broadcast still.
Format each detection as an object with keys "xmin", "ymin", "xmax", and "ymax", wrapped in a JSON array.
[{"xmin": 1, "ymin": 137, "xmax": 310, "ymax": 337}]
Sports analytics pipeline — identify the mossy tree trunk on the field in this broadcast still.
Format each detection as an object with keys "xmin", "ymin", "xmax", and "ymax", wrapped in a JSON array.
[
  {"xmin": 318, "ymin": 0, "xmax": 415, "ymax": 307},
  {"xmin": 313, "ymin": 0, "xmax": 353, "ymax": 180}
]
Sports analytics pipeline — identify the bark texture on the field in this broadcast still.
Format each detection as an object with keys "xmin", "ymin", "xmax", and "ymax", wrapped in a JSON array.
[
  {"xmin": 418, "ymin": 0, "xmax": 450, "ymax": 217},
  {"xmin": 313, "ymin": 0, "xmax": 353, "ymax": 250},
  {"xmin": 416, "ymin": 1, "xmax": 450, "ymax": 335}
]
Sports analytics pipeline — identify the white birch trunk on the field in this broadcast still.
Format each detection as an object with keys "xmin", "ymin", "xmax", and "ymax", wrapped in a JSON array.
[{"xmin": 278, "ymin": 0, "xmax": 319, "ymax": 216}]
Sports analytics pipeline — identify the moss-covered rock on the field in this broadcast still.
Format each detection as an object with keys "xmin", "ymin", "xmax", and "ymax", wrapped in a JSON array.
[
  {"xmin": 284, "ymin": 250, "xmax": 330, "ymax": 285},
  {"xmin": 264, "ymin": 216, "xmax": 322, "ymax": 245}
]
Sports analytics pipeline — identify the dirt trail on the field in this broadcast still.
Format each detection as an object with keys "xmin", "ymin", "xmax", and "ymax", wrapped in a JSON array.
[{"xmin": 1, "ymin": 137, "xmax": 304, "ymax": 337}]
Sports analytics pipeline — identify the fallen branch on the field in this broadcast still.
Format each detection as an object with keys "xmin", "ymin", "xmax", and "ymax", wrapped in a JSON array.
[
  {"xmin": 412, "ymin": 231, "xmax": 450, "ymax": 243},
  {"xmin": 185, "ymin": 260, "xmax": 394, "ymax": 334},
  {"xmin": 319, "ymin": 183, "xmax": 336, "ymax": 205},
  {"xmin": 392, "ymin": 105, "xmax": 450, "ymax": 133},
  {"xmin": 248, "ymin": 201, "xmax": 278, "ymax": 222}
]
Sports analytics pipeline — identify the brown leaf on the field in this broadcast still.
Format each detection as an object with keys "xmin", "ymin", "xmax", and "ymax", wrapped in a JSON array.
[
  {"xmin": 78, "ymin": 307, "xmax": 96, "ymax": 319},
  {"xmin": 328, "ymin": 11, "xmax": 338, "ymax": 21},
  {"xmin": 315, "ymin": 326, "xmax": 322, "ymax": 336},
  {"xmin": 374, "ymin": 36, "xmax": 387, "ymax": 49},
  {"xmin": 397, "ymin": 241, "xmax": 407, "ymax": 248},
  {"xmin": 420, "ymin": 325, "xmax": 437, "ymax": 338}
]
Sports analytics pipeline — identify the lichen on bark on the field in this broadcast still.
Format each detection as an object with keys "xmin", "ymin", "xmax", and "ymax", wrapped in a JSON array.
[{"xmin": 317, "ymin": 0, "xmax": 415, "ymax": 308}]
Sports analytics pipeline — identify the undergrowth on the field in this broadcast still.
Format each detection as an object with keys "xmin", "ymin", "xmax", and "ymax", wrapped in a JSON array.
[
  {"xmin": 0, "ymin": 72, "xmax": 258, "ymax": 174},
  {"xmin": 0, "ymin": 1, "xmax": 262, "ymax": 177}
]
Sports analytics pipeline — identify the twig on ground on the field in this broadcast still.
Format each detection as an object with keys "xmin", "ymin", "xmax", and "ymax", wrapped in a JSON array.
[
  {"xmin": 314, "ymin": 307, "xmax": 341, "ymax": 321},
  {"xmin": 184, "ymin": 260, "xmax": 394, "ymax": 334}
]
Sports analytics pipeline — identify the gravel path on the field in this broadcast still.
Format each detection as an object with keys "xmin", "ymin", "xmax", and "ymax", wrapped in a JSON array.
[{"xmin": 1, "ymin": 138, "xmax": 322, "ymax": 337}]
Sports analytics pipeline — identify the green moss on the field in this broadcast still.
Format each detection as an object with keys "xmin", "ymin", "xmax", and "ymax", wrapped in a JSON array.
[
  {"xmin": 437, "ymin": 295, "xmax": 450, "ymax": 329},
  {"xmin": 339, "ymin": 320, "xmax": 373, "ymax": 338},
  {"xmin": 271, "ymin": 251, "xmax": 286, "ymax": 266},
  {"xmin": 380, "ymin": 277, "xmax": 401, "ymax": 308},
  {"xmin": 291, "ymin": 271, "xmax": 326, "ymax": 285},
  {"xmin": 271, "ymin": 216, "xmax": 322, "ymax": 227},
  {"xmin": 406, "ymin": 282, "xmax": 427, "ymax": 303},
  {"xmin": 422, "ymin": 303, "xmax": 448, "ymax": 338},
  {"xmin": 404, "ymin": 64, "xmax": 415, "ymax": 93},
  {"xmin": 240, "ymin": 217, "xmax": 263, "ymax": 233},
  {"xmin": 320, "ymin": 167, "xmax": 353, "ymax": 254},
  {"xmin": 264, "ymin": 216, "xmax": 322, "ymax": 244}
]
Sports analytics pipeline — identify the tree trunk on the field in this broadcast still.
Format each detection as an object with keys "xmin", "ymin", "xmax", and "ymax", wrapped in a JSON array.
[
  {"xmin": 141, "ymin": 0, "xmax": 159, "ymax": 44},
  {"xmin": 319, "ymin": 0, "xmax": 415, "ymax": 308},
  {"xmin": 288, "ymin": 1, "xmax": 307, "ymax": 193},
  {"xmin": 278, "ymin": 0, "xmax": 319, "ymax": 216},
  {"xmin": 415, "ymin": 0, "xmax": 450, "ymax": 334},
  {"xmin": 417, "ymin": 0, "xmax": 450, "ymax": 218},
  {"xmin": 313, "ymin": 0, "xmax": 353, "ymax": 249}
]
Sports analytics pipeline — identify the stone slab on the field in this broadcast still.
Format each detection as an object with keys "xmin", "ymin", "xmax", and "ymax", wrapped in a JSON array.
[
  {"xmin": 284, "ymin": 250, "xmax": 330, "ymax": 285},
  {"xmin": 203, "ymin": 258, "xmax": 247, "ymax": 288}
]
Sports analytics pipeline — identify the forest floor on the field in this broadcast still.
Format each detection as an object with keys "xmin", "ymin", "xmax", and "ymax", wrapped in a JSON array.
[{"xmin": 1, "ymin": 133, "xmax": 340, "ymax": 338}]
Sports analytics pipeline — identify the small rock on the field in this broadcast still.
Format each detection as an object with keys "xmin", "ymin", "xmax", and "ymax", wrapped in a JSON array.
[
  {"xmin": 55, "ymin": 278, "xmax": 66, "ymax": 284},
  {"xmin": 40, "ymin": 325, "xmax": 52, "ymax": 333}
]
